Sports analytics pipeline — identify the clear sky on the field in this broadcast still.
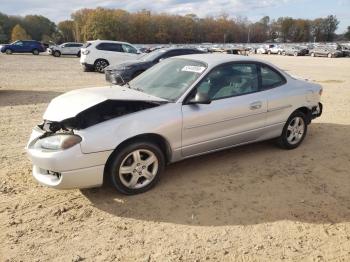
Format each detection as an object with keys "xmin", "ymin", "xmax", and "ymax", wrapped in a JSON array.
[{"xmin": 0, "ymin": 0, "xmax": 349, "ymax": 33}]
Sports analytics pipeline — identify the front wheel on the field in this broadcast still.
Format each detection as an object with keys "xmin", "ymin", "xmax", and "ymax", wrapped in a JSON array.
[
  {"xmin": 108, "ymin": 142, "xmax": 165, "ymax": 195},
  {"xmin": 277, "ymin": 111, "xmax": 307, "ymax": 150},
  {"xmin": 5, "ymin": 49, "xmax": 12, "ymax": 55},
  {"xmin": 327, "ymin": 53, "xmax": 333, "ymax": 58},
  {"xmin": 53, "ymin": 50, "xmax": 61, "ymax": 57}
]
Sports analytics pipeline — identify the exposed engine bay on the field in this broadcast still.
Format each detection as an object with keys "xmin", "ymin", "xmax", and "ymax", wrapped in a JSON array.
[{"xmin": 38, "ymin": 100, "xmax": 164, "ymax": 133}]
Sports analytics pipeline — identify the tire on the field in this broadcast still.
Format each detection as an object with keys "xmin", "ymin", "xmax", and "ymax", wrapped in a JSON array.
[
  {"xmin": 277, "ymin": 111, "xmax": 308, "ymax": 150},
  {"xmin": 108, "ymin": 141, "xmax": 165, "ymax": 195},
  {"xmin": 294, "ymin": 52, "xmax": 298, "ymax": 57},
  {"xmin": 268, "ymin": 50, "xmax": 271, "ymax": 55},
  {"xmin": 327, "ymin": 53, "xmax": 333, "ymax": 58},
  {"xmin": 94, "ymin": 59, "xmax": 109, "ymax": 73},
  {"xmin": 5, "ymin": 49, "xmax": 12, "ymax": 55},
  {"xmin": 32, "ymin": 49, "xmax": 39, "ymax": 55},
  {"xmin": 278, "ymin": 51, "xmax": 281, "ymax": 55},
  {"xmin": 53, "ymin": 50, "xmax": 61, "ymax": 57},
  {"xmin": 311, "ymin": 52, "xmax": 315, "ymax": 57},
  {"xmin": 282, "ymin": 51, "xmax": 286, "ymax": 56},
  {"xmin": 77, "ymin": 51, "xmax": 81, "ymax": 57}
]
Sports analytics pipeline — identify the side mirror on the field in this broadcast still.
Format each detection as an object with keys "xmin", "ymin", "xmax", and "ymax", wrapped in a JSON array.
[
  {"xmin": 111, "ymin": 73, "xmax": 126, "ymax": 86},
  {"xmin": 188, "ymin": 92, "xmax": 211, "ymax": 105}
]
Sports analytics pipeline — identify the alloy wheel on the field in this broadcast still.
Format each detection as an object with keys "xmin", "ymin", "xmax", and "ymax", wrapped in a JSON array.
[
  {"xmin": 118, "ymin": 149, "xmax": 159, "ymax": 189},
  {"xmin": 286, "ymin": 116, "xmax": 305, "ymax": 145},
  {"xmin": 95, "ymin": 60, "xmax": 108, "ymax": 72}
]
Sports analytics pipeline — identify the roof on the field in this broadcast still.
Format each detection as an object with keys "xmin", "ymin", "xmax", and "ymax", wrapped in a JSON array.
[
  {"xmin": 175, "ymin": 53, "xmax": 266, "ymax": 68},
  {"xmin": 87, "ymin": 40, "xmax": 133, "ymax": 45}
]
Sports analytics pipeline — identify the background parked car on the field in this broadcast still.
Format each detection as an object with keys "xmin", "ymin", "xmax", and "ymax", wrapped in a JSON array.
[
  {"xmin": 339, "ymin": 45, "xmax": 350, "ymax": 57},
  {"xmin": 48, "ymin": 42, "xmax": 83, "ymax": 57},
  {"xmin": 268, "ymin": 45, "xmax": 284, "ymax": 55},
  {"xmin": 310, "ymin": 46, "xmax": 343, "ymax": 58},
  {"xmin": 80, "ymin": 40, "xmax": 140, "ymax": 72},
  {"xmin": 282, "ymin": 45, "xmax": 309, "ymax": 56},
  {"xmin": 0, "ymin": 40, "xmax": 45, "ymax": 55},
  {"xmin": 105, "ymin": 47, "xmax": 205, "ymax": 84}
]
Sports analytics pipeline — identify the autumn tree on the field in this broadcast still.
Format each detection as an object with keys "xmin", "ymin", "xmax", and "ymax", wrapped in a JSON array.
[
  {"xmin": 11, "ymin": 24, "xmax": 31, "ymax": 41},
  {"xmin": 345, "ymin": 26, "xmax": 350, "ymax": 40},
  {"xmin": 22, "ymin": 15, "xmax": 57, "ymax": 41},
  {"xmin": 58, "ymin": 20, "xmax": 76, "ymax": 42}
]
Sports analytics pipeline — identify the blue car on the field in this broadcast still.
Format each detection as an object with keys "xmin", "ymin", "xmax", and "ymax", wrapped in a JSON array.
[{"xmin": 0, "ymin": 40, "xmax": 45, "ymax": 55}]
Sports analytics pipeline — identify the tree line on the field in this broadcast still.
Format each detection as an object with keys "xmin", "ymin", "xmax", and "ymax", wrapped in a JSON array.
[{"xmin": 0, "ymin": 8, "xmax": 349, "ymax": 44}]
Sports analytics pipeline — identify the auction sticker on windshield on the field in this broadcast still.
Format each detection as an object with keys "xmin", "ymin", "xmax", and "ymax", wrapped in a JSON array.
[{"xmin": 181, "ymin": 65, "xmax": 206, "ymax": 73}]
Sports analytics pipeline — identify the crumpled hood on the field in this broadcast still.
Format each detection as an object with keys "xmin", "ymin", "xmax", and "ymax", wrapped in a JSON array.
[{"xmin": 43, "ymin": 86, "xmax": 167, "ymax": 122}]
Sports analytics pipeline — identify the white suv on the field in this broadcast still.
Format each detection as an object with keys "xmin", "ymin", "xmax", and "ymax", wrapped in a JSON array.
[
  {"xmin": 48, "ymin": 42, "xmax": 83, "ymax": 57},
  {"xmin": 80, "ymin": 40, "xmax": 140, "ymax": 72}
]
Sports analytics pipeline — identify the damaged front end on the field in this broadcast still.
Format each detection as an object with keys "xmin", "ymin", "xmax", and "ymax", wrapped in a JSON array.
[{"xmin": 39, "ymin": 99, "xmax": 165, "ymax": 133}]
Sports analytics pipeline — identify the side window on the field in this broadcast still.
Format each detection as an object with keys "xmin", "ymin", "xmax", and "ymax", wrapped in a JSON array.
[
  {"xmin": 196, "ymin": 63, "xmax": 259, "ymax": 100},
  {"xmin": 260, "ymin": 65, "xmax": 286, "ymax": 90},
  {"xmin": 96, "ymin": 43, "xmax": 123, "ymax": 52},
  {"xmin": 122, "ymin": 44, "xmax": 137, "ymax": 54},
  {"xmin": 14, "ymin": 41, "xmax": 23, "ymax": 46}
]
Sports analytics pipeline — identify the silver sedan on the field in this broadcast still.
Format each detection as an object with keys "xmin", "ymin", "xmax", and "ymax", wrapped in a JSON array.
[{"xmin": 26, "ymin": 54, "xmax": 323, "ymax": 194}]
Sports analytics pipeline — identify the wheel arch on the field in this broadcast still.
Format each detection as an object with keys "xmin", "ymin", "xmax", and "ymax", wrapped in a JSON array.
[
  {"xmin": 103, "ymin": 133, "xmax": 172, "ymax": 183},
  {"xmin": 295, "ymin": 106, "xmax": 312, "ymax": 124}
]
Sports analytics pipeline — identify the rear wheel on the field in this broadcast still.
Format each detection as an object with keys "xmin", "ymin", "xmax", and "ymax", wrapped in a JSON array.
[
  {"xmin": 311, "ymin": 52, "xmax": 315, "ymax": 57},
  {"xmin": 268, "ymin": 50, "xmax": 271, "ymax": 55},
  {"xmin": 94, "ymin": 59, "xmax": 109, "ymax": 73},
  {"xmin": 277, "ymin": 111, "xmax": 307, "ymax": 150},
  {"xmin": 53, "ymin": 50, "xmax": 61, "ymax": 57},
  {"xmin": 108, "ymin": 141, "xmax": 165, "ymax": 195},
  {"xmin": 282, "ymin": 51, "xmax": 286, "ymax": 56},
  {"xmin": 32, "ymin": 49, "xmax": 39, "ymax": 55},
  {"xmin": 327, "ymin": 53, "xmax": 333, "ymax": 58},
  {"xmin": 294, "ymin": 52, "xmax": 298, "ymax": 57},
  {"xmin": 5, "ymin": 49, "xmax": 12, "ymax": 55}
]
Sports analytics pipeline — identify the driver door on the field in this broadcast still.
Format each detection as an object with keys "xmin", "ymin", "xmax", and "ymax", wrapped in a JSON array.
[{"xmin": 181, "ymin": 63, "xmax": 268, "ymax": 157}]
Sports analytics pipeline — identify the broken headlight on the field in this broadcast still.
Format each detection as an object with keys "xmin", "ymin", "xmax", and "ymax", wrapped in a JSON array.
[{"xmin": 38, "ymin": 134, "xmax": 82, "ymax": 151}]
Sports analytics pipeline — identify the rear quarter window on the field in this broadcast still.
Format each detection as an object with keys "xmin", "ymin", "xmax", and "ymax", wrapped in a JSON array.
[{"xmin": 260, "ymin": 65, "xmax": 286, "ymax": 90}]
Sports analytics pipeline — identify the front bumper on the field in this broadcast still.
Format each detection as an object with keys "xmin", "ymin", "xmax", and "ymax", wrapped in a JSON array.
[
  {"xmin": 311, "ymin": 102, "xmax": 323, "ymax": 119},
  {"xmin": 26, "ymin": 127, "xmax": 112, "ymax": 189}
]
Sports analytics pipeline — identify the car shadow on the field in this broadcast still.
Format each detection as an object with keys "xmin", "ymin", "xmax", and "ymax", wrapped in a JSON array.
[
  {"xmin": 81, "ymin": 123, "xmax": 350, "ymax": 226},
  {"xmin": 0, "ymin": 89, "xmax": 62, "ymax": 107}
]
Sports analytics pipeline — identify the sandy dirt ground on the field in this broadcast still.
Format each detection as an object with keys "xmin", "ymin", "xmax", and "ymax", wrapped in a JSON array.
[{"xmin": 0, "ymin": 53, "xmax": 349, "ymax": 262}]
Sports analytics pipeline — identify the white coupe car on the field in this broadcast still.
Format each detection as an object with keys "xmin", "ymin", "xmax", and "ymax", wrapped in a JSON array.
[{"xmin": 26, "ymin": 54, "xmax": 323, "ymax": 195}]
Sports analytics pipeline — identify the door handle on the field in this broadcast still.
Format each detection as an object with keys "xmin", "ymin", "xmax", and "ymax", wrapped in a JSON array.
[{"xmin": 250, "ymin": 101, "xmax": 262, "ymax": 110}]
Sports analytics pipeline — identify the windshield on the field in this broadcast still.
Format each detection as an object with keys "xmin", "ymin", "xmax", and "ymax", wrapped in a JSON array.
[
  {"xmin": 138, "ymin": 49, "xmax": 166, "ymax": 62},
  {"xmin": 129, "ymin": 58, "xmax": 207, "ymax": 101}
]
